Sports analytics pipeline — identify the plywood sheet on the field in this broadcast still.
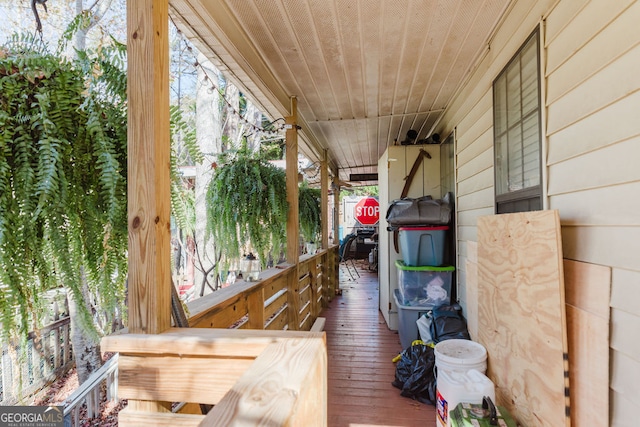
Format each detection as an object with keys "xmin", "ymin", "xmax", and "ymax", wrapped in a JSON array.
[
  {"xmin": 564, "ymin": 259, "xmax": 611, "ymax": 427},
  {"xmin": 478, "ymin": 210, "xmax": 569, "ymax": 427}
]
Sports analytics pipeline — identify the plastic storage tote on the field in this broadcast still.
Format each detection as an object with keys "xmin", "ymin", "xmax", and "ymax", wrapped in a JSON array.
[
  {"xmin": 398, "ymin": 225, "xmax": 448, "ymax": 266},
  {"xmin": 396, "ymin": 260, "xmax": 454, "ymax": 306},
  {"xmin": 393, "ymin": 289, "xmax": 433, "ymax": 349}
]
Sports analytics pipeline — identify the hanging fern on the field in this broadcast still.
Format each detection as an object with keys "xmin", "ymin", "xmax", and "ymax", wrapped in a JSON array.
[
  {"xmin": 206, "ymin": 144, "xmax": 288, "ymax": 269},
  {"xmin": 0, "ymin": 33, "xmax": 128, "ymax": 340},
  {"xmin": 0, "ymin": 24, "xmax": 208, "ymax": 345},
  {"xmin": 299, "ymin": 182, "xmax": 321, "ymax": 243},
  {"xmin": 170, "ymin": 104, "xmax": 202, "ymax": 237}
]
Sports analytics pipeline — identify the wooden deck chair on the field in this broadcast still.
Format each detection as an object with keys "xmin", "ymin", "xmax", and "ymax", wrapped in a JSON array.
[{"xmin": 339, "ymin": 235, "xmax": 360, "ymax": 280}]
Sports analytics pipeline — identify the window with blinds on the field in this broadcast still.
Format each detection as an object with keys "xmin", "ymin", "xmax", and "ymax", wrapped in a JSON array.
[{"xmin": 493, "ymin": 29, "xmax": 542, "ymax": 214}]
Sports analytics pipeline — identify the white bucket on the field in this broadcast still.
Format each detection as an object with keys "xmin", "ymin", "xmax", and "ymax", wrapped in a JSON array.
[
  {"xmin": 434, "ymin": 339, "xmax": 487, "ymax": 375},
  {"xmin": 436, "ymin": 369, "xmax": 495, "ymax": 427}
]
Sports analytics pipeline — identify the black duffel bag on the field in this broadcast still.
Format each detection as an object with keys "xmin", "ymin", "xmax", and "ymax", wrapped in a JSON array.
[{"xmin": 385, "ymin": 193, "xmax": 452, "ymax": 227}]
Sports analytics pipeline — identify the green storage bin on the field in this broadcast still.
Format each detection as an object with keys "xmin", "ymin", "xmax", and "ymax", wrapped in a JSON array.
[{"xmin": 395, "ymin": 260, "xmax": 454, "ymax": 307}]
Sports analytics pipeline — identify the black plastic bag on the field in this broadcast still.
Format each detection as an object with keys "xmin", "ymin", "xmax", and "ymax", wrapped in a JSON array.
[
  {"xmin": 392, "ymin": 343, "xmax": 437, "ymax": 404},
  {"xmin": 430, "ymin": 303, "xmax": 470, "ymax": 343}
]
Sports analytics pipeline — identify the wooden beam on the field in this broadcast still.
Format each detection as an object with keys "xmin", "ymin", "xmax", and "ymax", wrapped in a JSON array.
[
  {"xmin": 321, "ymin": 150, "xmax": 329, "ymax": 249},
  {"xmin": 265, "ymin": 308, "xmax": 288, "ymax": 330},
  {"xmin": 118, "ymin": 409, "xmax": 203, "ymax": 427},
  {"xmin": 263, "ymin": 291, "xmax": 288, "ymax": 321},
  {"xmin": 286, "ymin": 97, "xmax": 299, "ymax": 264},
  {"xmin": 127, "ymin": 0, "xmax": 171, "ymax": 334},
  {"xmin": 101, "ymin": 328, "xmax": 325, "ymax": 357},
  {"xmin": 200, "ymin": 337, "xmax": 327, "ymax": 426},
  {"xmin": 332, "ymin": 176, "xmax": 340, "ymax": 246},
  {"xmin": 185, "ymin": 266, "xmax": 292, "ymax": 328},
  {"xmin": 310, "ymin": 317, "xmax": 326, "ymax": 332},
  {"xmin": 246, "ymin": 288, "xmax": 265, "ymax": 329},
  {"xmin": 118, "ymin": 355, "xmax": 254, "ymax": 404}
]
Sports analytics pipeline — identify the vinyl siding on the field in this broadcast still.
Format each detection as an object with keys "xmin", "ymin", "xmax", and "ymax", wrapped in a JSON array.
[{"xmin": 438, "ymin": 0, "xmax": 640, "ymax": 424}]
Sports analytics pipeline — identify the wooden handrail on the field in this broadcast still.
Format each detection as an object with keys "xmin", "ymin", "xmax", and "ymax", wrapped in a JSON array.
[
  {"xmin": 101, "ymin": 329, "xmax": 327, "ymax": 427},
  {"xmin": 184, "ymin": 248, "xmax": 337, "ymax": 332}
]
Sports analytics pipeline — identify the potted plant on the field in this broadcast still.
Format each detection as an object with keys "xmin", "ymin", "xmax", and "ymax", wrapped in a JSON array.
[{"xmin": 206, "ymin": 144, "xmax": 288, "ymax": 269}]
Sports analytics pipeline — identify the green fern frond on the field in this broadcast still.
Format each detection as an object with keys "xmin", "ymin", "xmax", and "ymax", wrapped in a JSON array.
[
  {"xmin": 206, "ymin": 146, "xmax": 288, "ymax": 267},
  {"xmin": 0, "ymin": 33, "xmax": 129, "ymax": 341},
  {"xmin": 299, "ymin": 183, "xmax": 321, "ymax": 243}
]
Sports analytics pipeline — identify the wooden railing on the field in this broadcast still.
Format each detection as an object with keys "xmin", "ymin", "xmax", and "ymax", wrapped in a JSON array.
[
  {"xmin": 186, "ymin": 249, "xmax": 337, "ymax": 331},
  {"xmin": 1, "ymin": 316, "xmax": 74, "ymax": 405},
  {"xmin": 63, "ymin": 353, "xmax": 119, "ymax": 427},
  {"xmin": 101, "ymin": 246, "xmax": 338, "ymax": 426}
]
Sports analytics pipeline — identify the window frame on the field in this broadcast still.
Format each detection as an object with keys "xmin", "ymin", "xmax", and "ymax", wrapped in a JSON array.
[{"xmin": 492, "ymin": 28, "xmax": 543, "ymax": 214}]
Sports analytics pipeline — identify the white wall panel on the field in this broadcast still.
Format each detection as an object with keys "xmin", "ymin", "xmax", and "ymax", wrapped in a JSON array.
[{"xmin": 547, "ymin": 91, "xmax": 640, "ymax": 164}]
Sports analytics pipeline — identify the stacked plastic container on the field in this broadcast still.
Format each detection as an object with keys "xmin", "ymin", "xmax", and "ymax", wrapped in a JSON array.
[{"xmin": 394, "ymin": 224, "xmax": 455, "ymax": 349}]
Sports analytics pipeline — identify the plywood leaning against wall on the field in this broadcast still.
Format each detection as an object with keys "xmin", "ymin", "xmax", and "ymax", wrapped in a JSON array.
[
  {"xmin": 477, "ymin": 210, "xmax": 569, "ymax": 427},
  {"xmin": 564, "ymin": 259, "xmax": 611, "ymax": 427}
]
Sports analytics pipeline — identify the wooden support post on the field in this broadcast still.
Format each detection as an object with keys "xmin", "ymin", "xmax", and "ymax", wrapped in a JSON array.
[
  {"xmin": 321, "ymin": 150, "xmax": 329, "ymax": 250},
  {"xmin": 332, "ymin": 176, "xmax": 339, "ymax": 247},
  {"xmin": 285, "ymin": 97, "xmax": 300, "ymax": 330},
  {"xmin": 247, "ymin": 289, "xmax": 265, "ymax": 329},
  {"xmin": 331, "ymin": 176, "xmax": 340, "ymax": 298},
  {"xmin": 325, "ymin": 250, "xmax": 333, "ymax": 301},
  {"xmin": 287, "ymin": 270, "xmax": 300, "ymax": 331},
  {"xmin": 126, "ymin": 0, "xmax": 172, "ymax": 415},
  {"xmin": 319, "ymin": 253, "xmax": 329, "ymax": 308},
  {"xmin": 127, "ymin": 0, "xmax": 171, "ymax": 335},
  {"xmin": 285, "ymin": 97, "xmax": 299, "ymax": 264}
]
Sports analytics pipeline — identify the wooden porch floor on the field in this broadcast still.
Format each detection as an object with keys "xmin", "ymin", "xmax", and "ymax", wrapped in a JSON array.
[{"xmin": 321, "ymin": 260, "xmax": 436, "ymax": 426}]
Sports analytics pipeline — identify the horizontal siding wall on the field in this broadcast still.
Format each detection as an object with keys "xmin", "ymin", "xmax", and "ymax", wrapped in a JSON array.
[
  {"xmin": 445, "ymin": 0, "xmax": 557, "ymax": 327},
  {"xmin": 546, "ymin": 0, "xmax": 640, "ymax": 424},
  {"xmin": 454, "ymin": 89, "xmax": 493, "ymax": 310},
  {"xmin": 437, "ymin": 0, "xmax": 640, "ymax": 425}
]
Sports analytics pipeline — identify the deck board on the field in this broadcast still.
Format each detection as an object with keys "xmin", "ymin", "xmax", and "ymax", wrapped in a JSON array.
[{"xmin": 322, "ymin": 261, "xmax": 436, "ymax": 426}]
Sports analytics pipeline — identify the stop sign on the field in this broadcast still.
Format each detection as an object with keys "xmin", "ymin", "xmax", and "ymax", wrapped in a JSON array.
[{"xmin": 354, "ymin": 197, "xmax": 380, "ymax": 225}]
